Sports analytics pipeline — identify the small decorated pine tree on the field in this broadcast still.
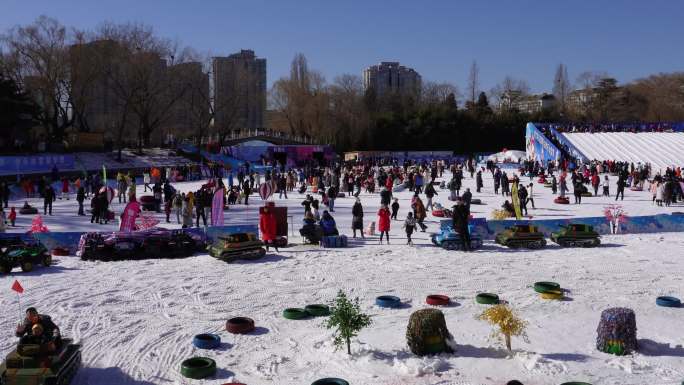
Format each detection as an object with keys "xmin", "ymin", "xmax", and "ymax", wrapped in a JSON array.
[
  {"xmin": 478, "ymin": 304, "xmax": 528, "ymax": 351},
  {"xmin": 324, "ymin": 290, "xmax": 372, "ymax": 355}
]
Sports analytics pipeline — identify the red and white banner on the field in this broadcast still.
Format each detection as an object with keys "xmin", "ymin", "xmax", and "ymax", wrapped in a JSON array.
[
  {"xmin": 212, "ymin": 188, "xmax": 225, "ymax": 226},
  {"xmin": 259, "ymin": 182, "xmax": 272, "ymax": 201},
  {"xmin": 119, "ymin": 201, "xmax": 141, "ymax": 232}
]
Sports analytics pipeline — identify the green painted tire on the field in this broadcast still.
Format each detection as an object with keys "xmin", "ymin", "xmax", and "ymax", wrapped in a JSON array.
[
  {"xmin": 305, "ymin": 304, "xmax": 330, "ymax": 317},
  {"xmin": 534, "ymin": 281, "xmax": 561, "ymax": 293},
  {"xmin": 475, "ymin": 293, "xmax": 499, "ymax": 305},
  {"xmin": 283, "ymin": 308, "xmax": 309, "ymax": 320},
  {"xmin": 180, "ymin": 357, "xmax": 216, "ymax": 379}
]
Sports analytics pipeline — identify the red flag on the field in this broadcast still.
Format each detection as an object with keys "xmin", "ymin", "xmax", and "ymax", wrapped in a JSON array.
[{"xmin": 11, "ymin": 280, "xmax": 23, "ymax": 294}]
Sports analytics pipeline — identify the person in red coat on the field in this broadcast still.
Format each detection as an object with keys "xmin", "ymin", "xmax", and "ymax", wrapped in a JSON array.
[
  {"xmin": 377, "ymin": 204, "xmax": 391, "ymax": 244},
  {"xmin": 259, "ymin": 206, "xmax": 279, "ymax": 252}
]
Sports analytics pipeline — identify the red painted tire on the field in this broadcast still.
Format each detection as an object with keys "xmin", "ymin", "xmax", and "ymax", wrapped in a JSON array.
[
  {"xmin": 426, "ymin": 294, "xmax": 450, "ymax": 306},
  {"xmin": 432, "ymin": 210, "xmax": 444, "ymax": 217},
  {"xmin": 226, "ymin": 317, "xmax": 255, "ymax": 334},
  {"xmin": 52, "ymin": 247, "xmax": 69, "ymax": 256},
  {"xmin": 222, "ymin": 383, "xmax": 247, "ymax": 385}
]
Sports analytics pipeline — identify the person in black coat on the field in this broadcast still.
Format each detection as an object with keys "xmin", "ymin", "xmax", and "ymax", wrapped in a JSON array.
[
  {"xmin": 476, "ymin": 171, "xmax": 483, "ymax": 193},
  {"xmin": 380, "ymin": 188, "xmax": 391, "ymax": 206},
  {"xmin": 461, "ymin": 188, "xmax": 473, "ymax": 214},
  {"xmin": 100, "ymin": 192, "xmax": 110, "ymax": 224},
  {"xmin": 90, "ymin": 194, "xmax": 100, "ymax": 224},
  {"xmin": 76, "ymin": 187, "xmax": 86, "ymax": 216},
  {"xmin": 351, "ymin": 198, "xmax": 364, "ymax": 238},
  {"xmin": 451, "ymin": 201, "xmax": 471, "ymax": 251},
  {"xmin": 43, "ymin": 185, "xmax": 55, "ymax": 215},
  {"xmin": 391, "ymin": 198, "xmax": 400, "ymax": 220},
  {"xmin": 242, "ymin": 180, "xmax": 252, "ymax": 205}
]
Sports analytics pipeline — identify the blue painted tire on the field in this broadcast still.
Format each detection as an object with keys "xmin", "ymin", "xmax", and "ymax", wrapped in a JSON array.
[
  {"xmin": 375, "ymin": 295, "xmax": 401, "ymax": 308},
  {"xmin": 192, "ymin": 333, "xmax": 221, "ymax": 349},
  {"xmin": 312, "ymin": 378, "xmax": 350, "ymax": 385},
  {"xmin": 656, "ymin": 296, "xmax": 681, "ymax": 308}
]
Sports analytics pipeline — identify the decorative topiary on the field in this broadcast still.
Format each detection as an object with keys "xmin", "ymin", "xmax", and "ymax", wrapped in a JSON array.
[
  {"xmin": 478, "ymin": 304, "xmax": 528, "ymax": 351},
  {"xmin": 596, "ymin": 307, "xmax": 637, "ymax": 355},
  {"xmin": 406, "ymin": 308, "xmax": 454, "ymax": 356},
  {"xmin": 324, "ymin": 290, "xmax": 372, "ymax": 355}
]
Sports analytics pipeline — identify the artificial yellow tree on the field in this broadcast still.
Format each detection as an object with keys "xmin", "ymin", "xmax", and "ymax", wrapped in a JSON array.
[{"xmin": 478, "ymin": 304, "xmax": 528, "ymax": 351}]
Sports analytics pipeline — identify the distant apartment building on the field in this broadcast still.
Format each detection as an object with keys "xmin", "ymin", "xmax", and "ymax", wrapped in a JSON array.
[
  {"xmin": 212, "ymin": 50, "xmax": 267, "ymax": 131},
  {"xmin": 363, "ymin": 62, "xmax": 421, "ymax": 96},
  {"xmin": 499, "ymin": 91, "xmax": 556, "ymax": 114}
]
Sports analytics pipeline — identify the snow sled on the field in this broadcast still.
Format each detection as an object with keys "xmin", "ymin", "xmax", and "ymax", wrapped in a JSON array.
[
  {"xmin": 208, "ymin": 232, "xmax": 266, "ymax": 262},
  {"xmin": 139, "ymin": 195, "xmax": 157, "ymax": 211},
  {"xmin": 337, "ymin": 192, "xmax": 346, "ymax": 198},
  {"xmin": 320, "ymin": 235, "xmax": 348, "ymax": 248},
  {"xmin": 537, "ymin": 176, "xmax": 547, "ymax": 184},
  {"xmin": 430, "ymin": 223, "xmax": 482, "ymax": 251},
  {"xmin": 470, "ymin": 198, "xmax": 483, "ymax": 205},
  {"xmin": 543, "ymin": 182, "xmax": 553, "ymax": 188},
  {"xmin": 432, "ymin": 209, "xmax": 445, "ymax": 217},
  {"xmin": 0, "ymin": 338, "xmax": 81, "ymax": 385},
  {"xmin": 581, "ymin": 191, "xmax": 593, "ymax": 197},
  {"xmin": 554, "ymin": 196, "xmax": 570, "ymax": 204},
  {"xmin": 77, "ymin": 228, "xmax": 202, "ymax": 261},
  {"xmin": 630, "ymin": 186, "xmax": 643, "ymax": 191}
]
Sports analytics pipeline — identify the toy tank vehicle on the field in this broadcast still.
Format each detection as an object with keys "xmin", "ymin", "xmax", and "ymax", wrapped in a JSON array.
[
  {"xmin": 430, "ymin": 223, "xmax": 482, "ymax": 250},
  {"xmin": 550, "ymin": 223, "xmax": 600, "ymax": 247},
  {"xmin": 495, "ymin": 224, "xmax": 546, "ymax": 249},
  {"xmin": 0, "ymin": 241, "xmax": 51, "ymax": 274},
  {"xmin": 0, "ymin": 338, "xmax": 81, "ymax": 385},
  {"xmin": 208, "ymin": 233, "xmax": 266, "ymax": 262}
]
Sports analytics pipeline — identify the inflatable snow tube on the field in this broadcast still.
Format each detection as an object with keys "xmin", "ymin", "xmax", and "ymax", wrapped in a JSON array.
[
  {"xmin": 19, "ymin": 207, "xmax": 38, "ymax": 215},
  {"xmin": 426, "ymin": 294, "xmax": 450, "ymax": 306},
  {"xmin": 311, "ymin": 378, "xmax": 350, "ymax": 385},
  {"xmin": 656, "ymin": 296, "xmax": 681, "ymax": 308},
  {"xmin": 533, "ymin": 281, "xmax": 561, "ymax": 294},
  {"xmin": 192, "ymin": 333, "xmax": 221, "ymax": 349},
  {"xmin": 581, "ymin": 192, "xmax": 593, "ymax": 197},
  {"xmin": 139, "ymin": 195, "xmax": 156, "ymax": 210},
  {"xmin": 554, "ymin": 197, "xmax": 570, "ymax": 204},
  {"xmin": 470, "ymin": 198, "xmax": 482, "ymax": 205},
  {"xmin": 283, "ymin": 308, "xmax": 309, "ymax": 320},
  {"xmin": 337, "ymin": 192, "xmax": 346, "ymax": 198},
  {"xmin": 560, "ymin": 382, "xmax": 592, "ymax": 385},
  {"xmin": 630, "ymin": 186, "xmax": 643, "ymax": 191},
  {"xmin": 375, "ymin": 295, "xmax": 401, "ymax": 308},
  {"xmin": 226, "ymin": 317, "xmax": 255, "ymax": 334},
  {"xmin": 52, "ymin": 247, "xmax": 70, "ymax": 256},
  {"xmin": 305, "ymin": 304, "xmax": 330, "ymax": 317},
  {"xmin": 180, "ymin": 357, "xmax": 217, "ymax": 379},
  {"xmin": 475, "ymin": 293, "xmax": 499, "ymax": 305},
  {"xmin": 432, "ymin": 210, "xmax": 445, "ymax": 217}
]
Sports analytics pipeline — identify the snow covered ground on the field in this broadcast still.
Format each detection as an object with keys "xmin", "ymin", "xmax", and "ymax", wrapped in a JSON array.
[
  {"xmin": 1, "ymin": 170, "xmax": 684, "ymax": 385},
  {"xmin": 562, "ymin": 132, "xmax": 684, "ymax": 174}
]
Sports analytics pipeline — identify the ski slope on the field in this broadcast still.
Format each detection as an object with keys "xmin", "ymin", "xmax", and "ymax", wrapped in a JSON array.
[{"xmin": 562, "ymin": 132, "xmax": 684, "ymax": 173}]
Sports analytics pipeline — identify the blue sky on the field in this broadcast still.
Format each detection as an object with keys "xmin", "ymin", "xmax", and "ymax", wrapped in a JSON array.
[{"xmin": 2, "ymin": 0, "xmax": 683, "ymax": 95}]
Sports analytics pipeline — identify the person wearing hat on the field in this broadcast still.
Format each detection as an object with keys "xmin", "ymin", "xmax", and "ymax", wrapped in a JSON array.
[
  {"xmin": 15, "ymin": 307, "xmax": 61, "ymax": 348},
  {"xmin": 351, "ymin": 198, "xmax": 364, "ymax": 238}
]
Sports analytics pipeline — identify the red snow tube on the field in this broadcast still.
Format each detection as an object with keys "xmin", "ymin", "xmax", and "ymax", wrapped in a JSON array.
[
  {"xmin": 51, "ymin": 247, "xmax": 69, "ymax": 256},
  {"xmin": 537, "ymin": 177, "xmax": 547, "ymax": 184},
  {"xmin": 426, "ymin": 294, "xmax": 450, "ymax": 306},
  {"xmin": 432, "ymin": 210, "xmax": 445, "ymax": 217},
  {"xmin": 554, "ymin": 196, "xmax": 570, "ymax": 204},
  {"xmin": 226, "ymin": 317, "xmax": 255, "ymax": 334}
]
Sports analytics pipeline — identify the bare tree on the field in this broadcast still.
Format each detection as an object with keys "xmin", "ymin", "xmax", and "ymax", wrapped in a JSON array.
[
  {"xmin": 421, "ymin": 81, "xmax": 460, "ymax": 106},
  {"xmin": 467, "ymin": 60, "xmax": 480, "ymax": 108},
  {"xmin": 552, "ymin": 63, "xmax": 571, "ymax": 113},
  {"xmin": 1, "ymin": 16, "xmax": 73, "ymax": 143},
  {"xmin": 490, "ymin": 76, "xmax": 530, "ymax": 109}
]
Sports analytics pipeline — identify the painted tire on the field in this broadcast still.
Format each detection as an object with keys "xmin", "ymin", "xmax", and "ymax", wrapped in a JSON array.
[
  {"xmin": 192, "ymin": 333, "xmax": 221, "ymax": 349},
  {"xmin": 311, "ymin": 378, "xmax": 350, "ymax": 385},
  {"xmin": 283, "ymin": 308, "xmax": 309, "ymax": 320},
  {"xmin": 226, "ymin": 317, "xmax": 255, "ymax": 334},
  {"xmin": 534, "ymin": 281, "xmax": 561, "ymax": 294},
  {"xmin": 305, "ymin": 304, "xmax": 330, "ymax": 317},
  {"xmin": 656, "ymin": 296, "xmax": 681, "ymax": 308},
  {"xmin": 560, "ymin": 383, "xmax": 592, "ymax": 385},
  {"xmin": 222, "ymin": 383, "xmax": 247, "ymax": 385},
  {"xmin": 180, "ymin": 357, "xmax": 217, "ymax": 379},
  {"xmin": 375, "ymin": 295, "xmax": 401, "ymax": 308},
  {"xmin": 540, "ymin": 291, "xmax": 563, "ymax": 300},
  {"xmin": 426, "ymin": 294, "xmax": 450, "ymax": 306},
  {"xmin": 475, "ymin": 293, "xmax": 499, "ymax": 305}
]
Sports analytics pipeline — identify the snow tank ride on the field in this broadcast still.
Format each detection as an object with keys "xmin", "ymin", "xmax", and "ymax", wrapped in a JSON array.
[
  {"xmin": 207, "ymin": 233, "xmax": 266, "ymax": 262},
  {"xmin": 77, "ymin": 228, "xmax": 203, "ymax": 261},
  {"xmin": 430, "ymin": 223, "xmax": 482, "ymax": 250},
  {"xmin": 495, "ymin": 224, "xmax": 547, "ymax": 249},
  {"xmin": 0, "ymin": 241, "xmax": 51, "ymax": 274},
  {"xmin": 0, "ymin": 338, "xmax": 81, "ymax": 385},
  {"xmin": 550, "ymin": 223, "xmax": 601, "ymax": 247}
]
